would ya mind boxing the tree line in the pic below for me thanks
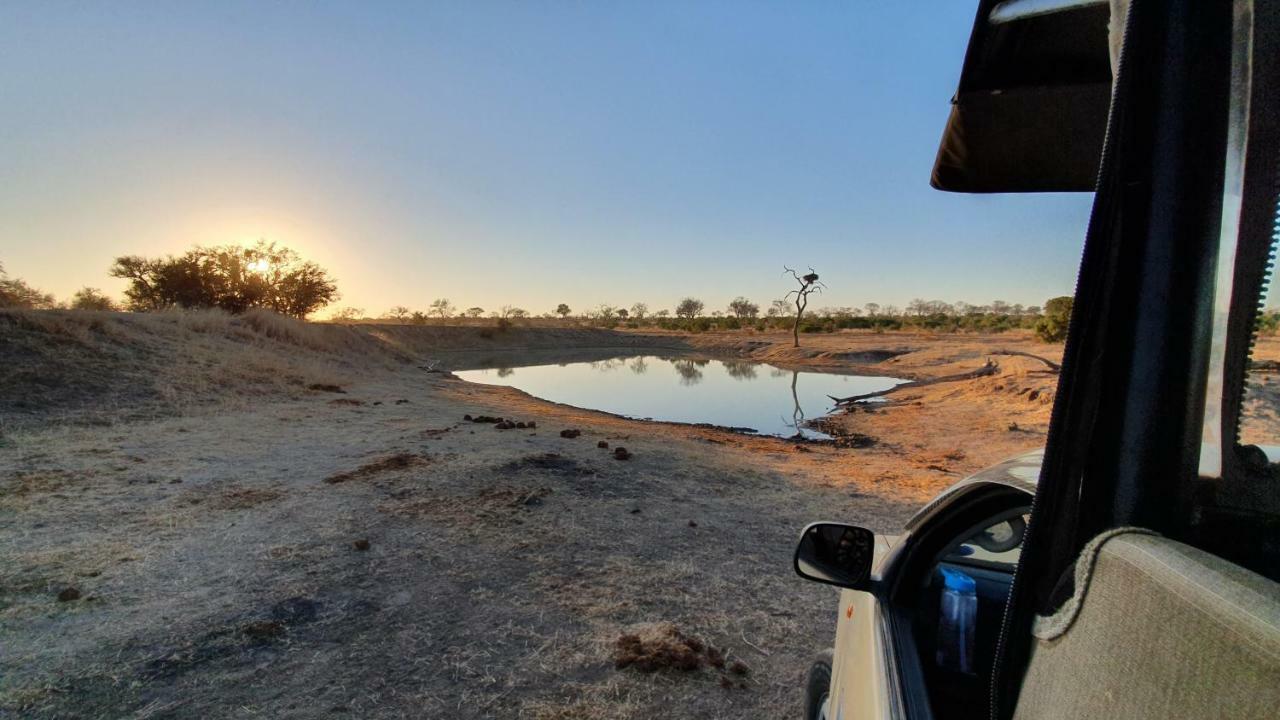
[3,246,1094,342]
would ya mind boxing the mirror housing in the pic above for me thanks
[793,522,875,591]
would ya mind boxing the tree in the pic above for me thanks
[498,305,526,319]
[654,309,671,319]
[864,302,881,318]
[109,241,337,317]
[385,306,411,321]
[616,308,629,320]
[595,304,617,320]
[728,296,759,319]
[769,299,794,318]
[330,307,364,323]
[675,297,704,319]
[1035,296,1074,342]
[465,307,485,318]
[429,298,454,319]
[783,266,825,347]
[555,303,571,318]
[629,302,648,320]
[70,287,117,311]
[0,263,57,308]
[410,310,429,324]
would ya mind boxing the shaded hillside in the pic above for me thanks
[0,310,683,433]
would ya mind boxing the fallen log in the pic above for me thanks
[990,349,1061,372]
[829,360,999,405]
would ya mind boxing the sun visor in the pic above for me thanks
[931,0,1113,193]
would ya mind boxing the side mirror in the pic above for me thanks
[794,522,875,590]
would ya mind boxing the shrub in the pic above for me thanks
[1035,296,1074,342]
[69,287,118,311]
[0,264,57,309]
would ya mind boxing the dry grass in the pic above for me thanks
[0,308,687,437]
[0,320,1089,719]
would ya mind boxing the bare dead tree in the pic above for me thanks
[783,266,825,348]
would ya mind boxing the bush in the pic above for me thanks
[1035,296,1074,342]
[0,264,57,309]
[69,287,118,311]
[1257,310,1280,336]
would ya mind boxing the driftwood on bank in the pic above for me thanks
[990,349,1061,372]
[829,360,999,405]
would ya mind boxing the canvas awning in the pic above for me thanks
[931,0,1113,193]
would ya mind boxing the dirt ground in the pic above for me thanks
[3,312,1277,719]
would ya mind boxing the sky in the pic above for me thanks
[0,1,1095,318]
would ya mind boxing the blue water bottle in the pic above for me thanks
[936,567,977,674]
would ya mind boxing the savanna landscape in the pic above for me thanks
[5,272,1279,719]
[5,4,1279,718]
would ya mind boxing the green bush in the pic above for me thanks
[1034,296,1074,342]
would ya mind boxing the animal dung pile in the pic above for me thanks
[615,623,723,673]
[613,623,751,687]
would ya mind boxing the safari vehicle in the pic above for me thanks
[794,1,1280,719]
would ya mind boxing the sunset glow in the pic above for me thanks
[0,3,1093,317]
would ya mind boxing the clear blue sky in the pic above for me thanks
[0,1,1094,317]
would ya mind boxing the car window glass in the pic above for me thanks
[943,513,1029,571]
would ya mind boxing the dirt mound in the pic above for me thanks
[0,308,681,432]
[324,453,429,484]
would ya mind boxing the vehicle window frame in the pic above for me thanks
[880,484,1031,719]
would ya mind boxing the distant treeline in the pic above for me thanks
[7,242,1280,345]
[347,297,1079,342]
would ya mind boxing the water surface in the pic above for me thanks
[455,355,903,439]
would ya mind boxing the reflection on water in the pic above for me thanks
[455,355,903,439]
[724,360,758,381]
[673,359,704,386]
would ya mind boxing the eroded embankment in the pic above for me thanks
[0,309,684,432]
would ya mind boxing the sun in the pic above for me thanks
[247,258,272,274]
